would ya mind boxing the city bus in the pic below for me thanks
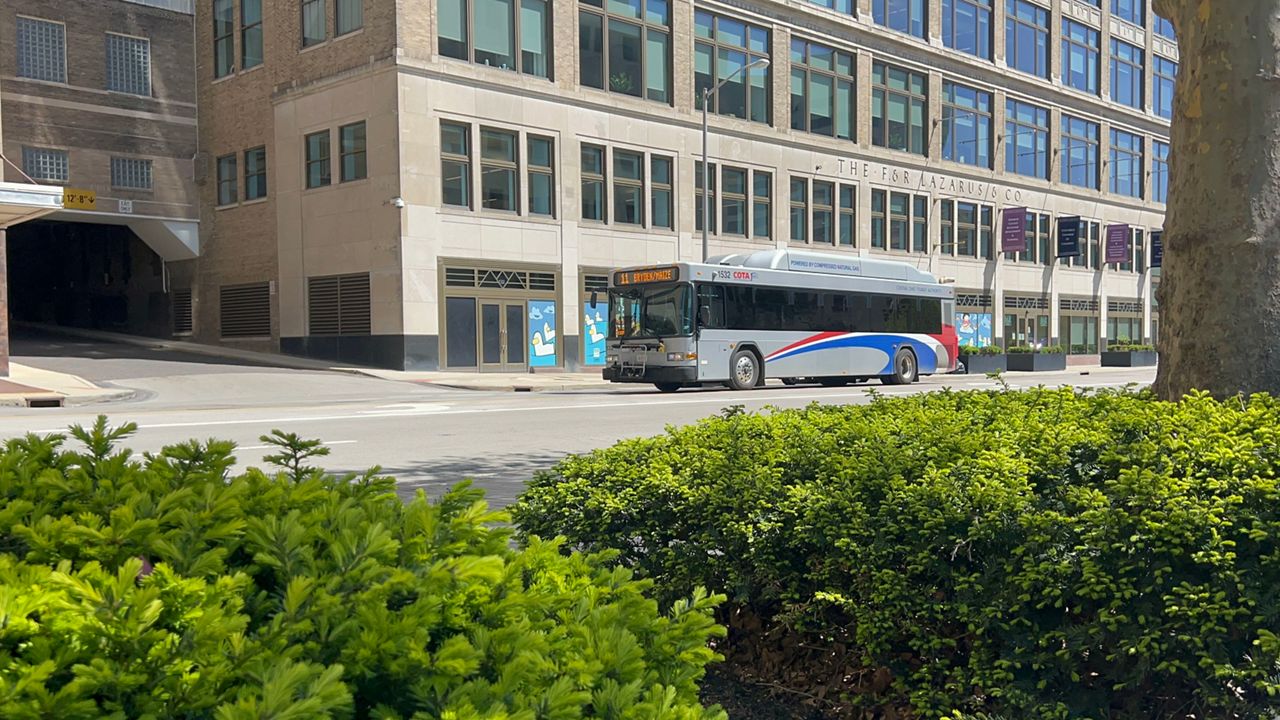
[600,249,958,392]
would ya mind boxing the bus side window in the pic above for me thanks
[696,284,726,329]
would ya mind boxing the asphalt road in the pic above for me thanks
[4,329,1157,507]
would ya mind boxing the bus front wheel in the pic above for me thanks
[729,350,760,390]
[654,382,682,393]
[882,348,918,386]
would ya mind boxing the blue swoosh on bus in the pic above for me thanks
[765,332,944,374]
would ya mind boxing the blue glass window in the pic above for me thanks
[942,82,991,168]
[872,62,928,154]
[1061,115,1099,189]
[1152,140,1169,203]
[805,0,854,13]
[1005,0,1048,78]
[1005,99,1048,179]
[1112,0,1143,26]
[790,39,856,140]
[873,0,927,39]
[695,12,771,124]
[1110,39,1144,109]
[1154,14,1175,39]
[1061,19,1099,95]
[1109,128,1143,198]
[942,0,991,59]
[1154,55,1176,119]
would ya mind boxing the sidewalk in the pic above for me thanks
[0,363,134,407]
[357,368,610,392]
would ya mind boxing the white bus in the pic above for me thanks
[600,249,959,392]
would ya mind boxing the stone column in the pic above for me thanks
[0,228,9,377]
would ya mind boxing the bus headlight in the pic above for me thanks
[667,352,697,362]
[606,355,619,365]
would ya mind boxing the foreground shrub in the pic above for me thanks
[0,420,726,719]
[513,389,1280,719]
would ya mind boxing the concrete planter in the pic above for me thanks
[960,353,1007,374]
[1006,353,1067,372]
[1101,350,1158,367]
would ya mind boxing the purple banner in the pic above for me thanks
[1001,207,1027,253]
[1105,224,1131,264]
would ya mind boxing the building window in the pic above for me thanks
[244,147,267,200]
[695,12,770,124]
[480,128,518,212]
[1113,228,1144,272]
[1110,39,1144,110]
[1112,0,1142,26]
[1005,99,1048,179]
[871,189,928,253]
[1154,14,1175,40]
[696,161,717,234]
[1005,211,1049,264]
[439,0,552,78]
[22,147,68,184]
[528,136,555,216]
[871,62,927,155]
[1005,0,1048,78]
[651,156,673,229]
[337,0,363,34]
[613,149,645,225]
[1066,219,1100,268]
[17,17,66,83]
[441,122,472,208]
[721,167,748,237]
[214,0,234,77]
[1109,129,1143,199]
[838,184,855,246]
[753,171,772,240]
[811,180,835,244]
[305,130,331,189]
[111,157,153,190]
[579,0,671,103]
[581,144,606,222]
[789,39,855,140]
[302,0,326,47]
[805,0,854,14]
[106,34,151,96]
[217,154,238,206]
[789,178,808,243]
[1061,115,1099,189]
[1061,19,1099,95]
[340,122,367,182]
[873,0,926,39]
[1152,140,1169,204]
[941,82,991,168]
[942,0,991,59]
[1154,56,1176,120]
[941,200,993,259]
[242,0,263,69]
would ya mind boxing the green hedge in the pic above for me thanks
[514,390,1280,718]
[0,420,726,719]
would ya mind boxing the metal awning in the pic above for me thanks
[0,181,63,228]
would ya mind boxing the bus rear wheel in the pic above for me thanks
[882,348,918,386]
[654,382,683,393]
[728,350,760,390]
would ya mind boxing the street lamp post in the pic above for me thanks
[702,57,770,263]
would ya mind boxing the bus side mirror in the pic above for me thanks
[590,290,599,308]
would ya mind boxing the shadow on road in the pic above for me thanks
[342,449,578,508]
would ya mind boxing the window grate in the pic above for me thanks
[445,268,477,287]
[22,147,68,183]
[219,282,271,338]
[111,157,153,190]
[1108,299,1143,314]
[1004,295,1049,310]
[446,266,557,292]
[583,274,609,293]
[17,17,65,83]
[529,272,556,291]
[1060,297,1100,312]
[479,270,526,290]
[308,273,371,336]
[172,289,193,334]
[106,33,151,96]
[957,294,993,307]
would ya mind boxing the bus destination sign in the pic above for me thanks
[615,266,678,286]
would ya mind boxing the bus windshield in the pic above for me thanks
[610,283,693,339]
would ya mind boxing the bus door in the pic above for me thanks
[695,284,730,381]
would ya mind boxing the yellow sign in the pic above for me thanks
[62,188,97,211]
[615,266,678,286]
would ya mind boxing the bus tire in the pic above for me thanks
[882,348,918,386]
[654,382,682,393]
[729,349,760,391]
[781,378,799,386]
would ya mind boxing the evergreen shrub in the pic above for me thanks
[0,420,726,719]
[514,389,1280,718]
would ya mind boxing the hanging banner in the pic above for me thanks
[1150,230,1163,268]
[1056,216,1082,257]
[582,298,609,367]
[1001,207,1027,253]
[527,300,557,367]
[1105,224,1131,264]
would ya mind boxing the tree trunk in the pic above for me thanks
[1151,0,1280,400]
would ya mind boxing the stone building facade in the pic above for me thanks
[190,0,1173,370]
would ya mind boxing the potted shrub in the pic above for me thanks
[1101,343,1158,367]
[959,344,1007,374]
[1006,344,1067,372]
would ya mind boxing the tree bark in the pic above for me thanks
[1151,0,1280,400]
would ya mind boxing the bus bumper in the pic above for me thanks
[603,365,699,384]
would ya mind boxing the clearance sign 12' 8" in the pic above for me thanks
[62,188,97,211]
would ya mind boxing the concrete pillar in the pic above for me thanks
[0,228,8,377]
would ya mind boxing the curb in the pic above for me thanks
[416,381,605,392]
